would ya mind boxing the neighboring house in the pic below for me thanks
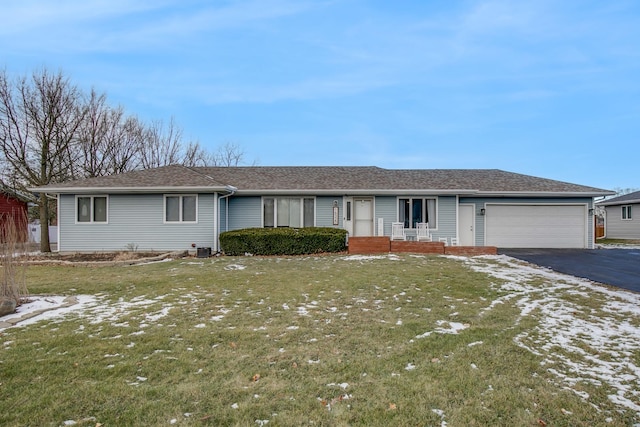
[0,187,30,243]
[596,190,640,239]
[32,165,613,253]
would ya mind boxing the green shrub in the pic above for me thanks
[219,227,347,256]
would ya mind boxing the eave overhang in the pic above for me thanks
[31,186,229,195]
[597,198,640,206]
[32,187,614,198]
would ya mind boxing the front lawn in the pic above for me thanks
[596,238,640,245]
[1,254,638,426]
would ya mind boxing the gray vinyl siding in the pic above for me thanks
[227,197,262,230]
[374,196,396,236]
[316,196,342,228]
[58,193,216,252]
[219,198,228,232]
[433,196,456,241]
[604,203,640,239]
[459,197,594,247]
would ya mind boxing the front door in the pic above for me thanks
[458,204,475,246]
[354,198,374,236]
[344,197,374,236]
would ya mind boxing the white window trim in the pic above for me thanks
[262,196,316,228]
[163,194,199,224]
[622,205,632,220]
[396,197,438,230]
[75,195,109,224]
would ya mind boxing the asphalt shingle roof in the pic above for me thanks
[35,165,227,191]
[597,190,640,206]
[34,165,613,196]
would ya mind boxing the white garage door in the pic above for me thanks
[485,204,587,248]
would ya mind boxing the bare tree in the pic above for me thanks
[213,141,250,166]
[138,117,184,169]
[136,119,247,168]
[1,68,255,254]
[182,140,216,167]
[613,187,639,196]
[0,68,86,252]
[78,89,145,177]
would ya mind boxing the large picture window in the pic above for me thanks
[165,195,197,223]
[398,198,436,229]
[622,205,632,220]
[263,197,315,227]
[76,196,108,223]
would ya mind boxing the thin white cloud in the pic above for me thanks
[1,0,326,53]
[0,0,164,34]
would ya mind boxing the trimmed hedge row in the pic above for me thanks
[219,227,348,256]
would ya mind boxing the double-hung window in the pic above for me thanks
[165,195,197,223]
[398,197,437,229]
[263,197,314,227]
[77,196,108,223]
[622,205,632,220]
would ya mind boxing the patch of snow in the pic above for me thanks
[341,254,398,261]
[432,409,447,426]
[415,320,469,339]
[135,258,173,266]
[145,306,172,322]
[464,254,640,417]
[1,295,97,329]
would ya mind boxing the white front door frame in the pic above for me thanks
[343,197,354,236]
[458,204,475,246]
[346,197,374,236]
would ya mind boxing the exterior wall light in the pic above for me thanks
[480,208,486,216]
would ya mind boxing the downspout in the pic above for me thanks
[217,185,237,253]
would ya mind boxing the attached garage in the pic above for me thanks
[485,204,588,248]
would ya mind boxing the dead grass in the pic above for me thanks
[0,214,28,308]
[0,254,637,426]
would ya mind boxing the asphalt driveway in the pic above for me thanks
[498,248,640,293]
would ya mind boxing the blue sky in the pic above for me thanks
[2,0,638,191]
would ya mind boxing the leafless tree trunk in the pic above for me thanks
[0,68,86,252]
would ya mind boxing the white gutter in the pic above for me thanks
[224,189,614,197]
[30,186,228,194]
